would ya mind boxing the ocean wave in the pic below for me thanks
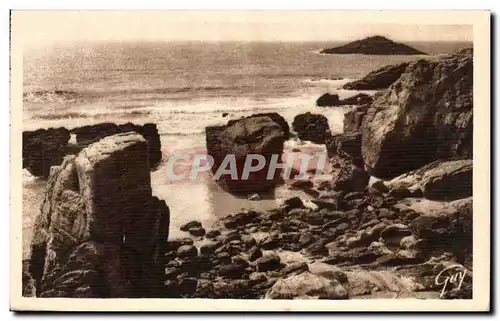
[23,90,84,103]
[33,109,151,120]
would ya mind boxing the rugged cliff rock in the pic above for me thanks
[23,122,162,178]
[27,132,170,298]
[227,112,291,140]
[342,62,410,90]
[362,49,473,179]
[292,113,330,144]
[321,36,427,55]
[378,159,473,201]
[206,115,285,195]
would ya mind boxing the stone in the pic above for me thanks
[217,263,246,279]
[343,62,410,90]
[265,272,348,299]
[256,253,282,272]
[248,247,263,262]
[292,112,330,144]
[28,133,169,298]
[248,193,260,201]
[380,224,412,247]
[206,115,285,194]
[180,221,202,232]
[326,133,363,168]
[331,159,370,194]
[316,93,340,106]
[281,261,309,276]
[283,197,305,210]
[188,227,206,237]
[205,230,221,239]
[177,245,198,258]
[361,50,473,179]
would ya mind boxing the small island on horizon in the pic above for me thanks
[320,35,428,55]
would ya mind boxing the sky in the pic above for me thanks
[13,11,474,46]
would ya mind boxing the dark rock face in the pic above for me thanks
[316,93,340,106]
[206,115,285,195]
[326,132,363,168]
[23,122,162,178]
[343,62,410,90]
[292,112,330,144]
[22,127,71,178]
[317,93,373,107]
[331,159,370,194]
[386,159,473,201]
[27,133,170,298]
[321,36,427,55]
[362,50,473,179]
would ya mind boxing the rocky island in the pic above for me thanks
[320,36,427,55]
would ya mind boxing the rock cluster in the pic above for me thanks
[162,189,472,299]
[23,122,162,178]
[25,133,170,298]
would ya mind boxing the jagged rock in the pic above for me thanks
[265,272,348,299]
[28,132,170,298]
[321,36,426,56]
[206,115,285,194]
[326,132,363,168]
[331,159,370,194]
[256,253,281,272]
[292,112,330,144]
[362,50,473,179]
[343,62,410,90]
[385,159,472,201]
[343,105,369,133]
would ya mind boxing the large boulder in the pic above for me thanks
[23,122,163,178]
[331,158,370,194]
[227,112,290,140]
[410,197,472,267]
[22,127,72,178]
[343,62,409,90]
[385,159,472,201]
[206,116,285,194]
[326,132,363,168]
[361,49,473,179]
[316,93,340,107]
[28,132,170,298]
[292,112,330,144]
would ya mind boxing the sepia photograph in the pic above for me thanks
[10,10,490,311]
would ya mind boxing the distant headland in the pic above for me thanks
[320,35,427,55]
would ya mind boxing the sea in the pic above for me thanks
[22,41,471,257]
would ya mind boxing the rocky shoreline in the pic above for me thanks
[22,47,473,299]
